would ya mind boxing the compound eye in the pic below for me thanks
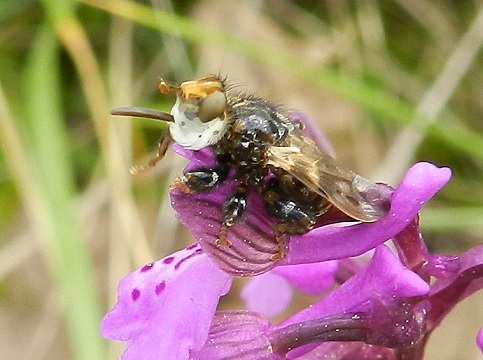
[198,91,227,123]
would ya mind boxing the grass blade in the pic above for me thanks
[22,24,106,360]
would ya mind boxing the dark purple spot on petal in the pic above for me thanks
[174,260,184,271]
[131,288,141,301]
[195,248,203,255]
[163,256,175,265]
[186,243,198,250]
[175,251,201,270]
[155,282,166,295]
[141,262,154,272]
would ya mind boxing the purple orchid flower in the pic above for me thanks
[188,244,483,360]
[101,113,483,359]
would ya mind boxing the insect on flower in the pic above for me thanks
[112,75,390,261]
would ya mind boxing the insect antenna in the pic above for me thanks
[111,107,174,174]
[111,107,174,123]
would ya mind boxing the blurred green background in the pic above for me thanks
[1,0,483,359]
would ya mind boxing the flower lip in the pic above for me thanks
[171,180,283,276]
[172,158,451,276]
[101,245,232,360]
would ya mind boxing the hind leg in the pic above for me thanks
[217,185,248,247]
[262,179,316,260]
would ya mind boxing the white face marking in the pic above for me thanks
[168,98,227,150]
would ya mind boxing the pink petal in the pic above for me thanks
[477,328,483,353]
[284,162,451,264]
[279,245,430,327]
[240,273,293,318]
[271,261,338,296]
[191,311,274,360]
[171,181,282,276]
[101,244,232,360]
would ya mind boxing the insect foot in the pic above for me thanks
[216,223,233,248]
[170,178,192,194]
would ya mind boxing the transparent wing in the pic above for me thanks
[267,130,390,222]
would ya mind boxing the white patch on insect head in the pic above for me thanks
[168,98,227,150]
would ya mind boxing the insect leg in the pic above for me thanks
[269,200,316,260]
[175,166,229,194]
[262,179,316,260]
[272,225,289,261]
[217,186,248,247]
[130,132,173,175]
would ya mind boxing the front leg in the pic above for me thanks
[174,166,229,194]
[174,169,248,249]
[130,132,172,175]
